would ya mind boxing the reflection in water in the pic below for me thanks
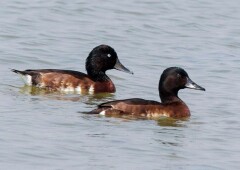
[18,85,115,104]
[157,117,189,127]
[82,110,190,127]
[154,119,188,147]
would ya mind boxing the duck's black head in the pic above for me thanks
[86,45,133,81]
[159,67,205,102]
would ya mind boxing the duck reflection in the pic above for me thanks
[157,117,189,127]
[18,85,115,104]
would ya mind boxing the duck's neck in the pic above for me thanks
[88,70,111,82]
[159,90,182,103]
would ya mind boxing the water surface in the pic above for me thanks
[0,0,240,169]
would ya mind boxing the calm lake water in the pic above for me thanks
[0,0,240,169]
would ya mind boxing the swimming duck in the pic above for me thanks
[12,45,133,94]
[88,67,205,118]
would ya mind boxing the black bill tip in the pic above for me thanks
[185,77,205,91]
[114,59,133,74]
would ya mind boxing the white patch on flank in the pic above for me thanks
[20,75,32,85]
[58,85,83,94]
[75,86,82,94]
[88,85,94,94]
[99,110,106,116]
[60,87,75,92]
[146,111,169,119]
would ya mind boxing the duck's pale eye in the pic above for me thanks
[107,54,111,57]
[177,74,181,78]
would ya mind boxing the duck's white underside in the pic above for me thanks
[99,110,106,115]
[20,74,32,86]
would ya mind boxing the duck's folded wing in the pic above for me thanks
[88,98,160,115]
[12,69,89,86]
[99,98,160,107]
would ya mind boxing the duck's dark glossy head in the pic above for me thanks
[159,67,205,102]
[86,45,133,81]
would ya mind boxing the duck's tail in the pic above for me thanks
[11,69,33,85]
[87,108,106,114]
[11,69,27,75]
